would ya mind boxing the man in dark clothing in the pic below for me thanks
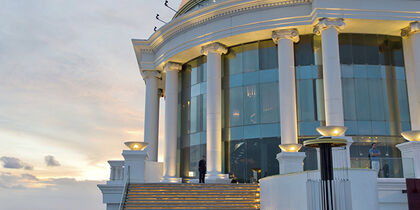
[198,156,206,183]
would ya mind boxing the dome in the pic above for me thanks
[179,0,189,9]
[175,0,217,18]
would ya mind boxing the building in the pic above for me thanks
[99,0,420,209]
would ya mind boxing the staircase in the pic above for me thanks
[121,183,260,210]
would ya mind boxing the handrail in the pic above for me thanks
[119,165,130,210]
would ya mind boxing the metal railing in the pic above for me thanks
[307,179,353,210]
[350,157,415,178]
[119,166,130,210]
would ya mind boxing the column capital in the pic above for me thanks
[163,62,182,72]
[272,29,300,44]
[313,18,345,35]
[141,69,161,80]
[201,42,228,55]
[401,22,420,38]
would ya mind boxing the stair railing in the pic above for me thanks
[119,165,130,210]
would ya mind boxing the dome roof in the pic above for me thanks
[179,0,189,9]
[175,0,209,18]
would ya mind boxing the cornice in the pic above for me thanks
[136,0,312,50]
[132,1,420,71]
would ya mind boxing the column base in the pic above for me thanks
[205,173,230,183]
[161,176,182,183]
[276,152,306,175]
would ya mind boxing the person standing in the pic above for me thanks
[198,156,206,183]
[369,143,381,176]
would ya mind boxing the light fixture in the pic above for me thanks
[188,171,195,177]
[316,126,347,136]
[401,130,420,141]
[278,144,303,152]
[124,141,149,151]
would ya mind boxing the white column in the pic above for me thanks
[398,22,420,179]
[314,18,353,169]
[201,43,229,182]
[272,29,306,175]
[314,18,345,127]
[141,70,161,161]
[402,22,420,130]
[161,62,182,183]
[273,29,300,146]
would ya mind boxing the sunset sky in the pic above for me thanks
[0,0,181,209]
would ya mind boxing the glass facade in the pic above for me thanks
[178,34,411,181]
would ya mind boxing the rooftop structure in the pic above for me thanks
[99,0,420,209]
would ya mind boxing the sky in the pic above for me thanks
[0,0,181,209]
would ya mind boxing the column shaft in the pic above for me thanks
[143,73,160,161]
[163,64,181,179]
[202,43,228,180]
[206,51,223,176]
[277,38,298,145]
[320,26,344,126]
[402,23,420,130]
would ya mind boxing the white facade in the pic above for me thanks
[132,0,420,183]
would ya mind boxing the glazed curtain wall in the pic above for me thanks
[178,34,411,181]
[179,56,207,179]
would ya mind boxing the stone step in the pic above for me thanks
[122,183,260,210]
[125,199,257,203]
[127,195,257,198]
[124,203,259,207]
[124,206,259,210]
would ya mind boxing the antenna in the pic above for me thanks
[156,14,167,24]
[164,0,177,13]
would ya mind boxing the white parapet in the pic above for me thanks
[107,160,124,185]
[122,150,147,183]
[396,141,420,178]
[260,169,379,210]
[276,152,306,175]
[97,184,124,210]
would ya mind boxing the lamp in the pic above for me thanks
[124,141,149,151]
[278,144,303,152]
[401,130,420,141]
[316,126,347,136]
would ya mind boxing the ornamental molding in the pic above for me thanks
[401,21,420,38]
[201,42,228,55]
[163,62,183,72]
[138,0,312,50]
[272,28,300,44]
[313,18,345,35]
[141,70,161,80]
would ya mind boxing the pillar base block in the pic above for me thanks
[205,173,230,183]
[396,141,420,178]
[276,152,306,175]
[160,176,182,183]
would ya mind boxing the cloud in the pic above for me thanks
[0,172,104,210]
[0,156,33,170]
[44,155,61,167]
